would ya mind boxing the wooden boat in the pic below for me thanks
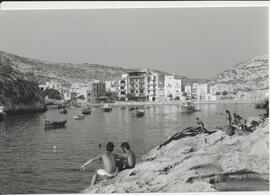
[60,108,67,114]
[45,119,67,129]
[73,114,85,120]
[179,101,196,113]
[129,107,139,111]
[81,108,91,115]
[0,106,6,121]
[101,104,112,112]
[133,109,145,117]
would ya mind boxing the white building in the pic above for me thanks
[105,80,118,92]
[118,74,128,101]
[184,85,192,97]
[164,75,182,100]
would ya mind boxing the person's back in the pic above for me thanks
[126,150,136,168]
[102,151,117,174]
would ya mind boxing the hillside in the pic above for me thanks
[0,51,207,86]
[0,56,47,114]
[213,55,268,91]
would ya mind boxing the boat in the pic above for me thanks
[73,114,85,120]
[179,101,196,113]
[133,109,145,117]
[60,108,67,114]
[81,107,91,115]
[45,119,67,129]
[129,106,139,111]
[0,106,7,121]
[120,106,126,109]
[101,104,112,112]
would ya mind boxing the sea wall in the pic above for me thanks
[83,121,269,193]
[0,59,47,114]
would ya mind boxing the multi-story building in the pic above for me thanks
[118,74,128,101]
[164,75,182,100]
[87,81,106,103]
[127,71,147,101]
[184,84,192,97]
[105,80,118,93]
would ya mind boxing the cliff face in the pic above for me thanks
[0,57,47,114]
[213,55,268,91]
[83,121,269,193]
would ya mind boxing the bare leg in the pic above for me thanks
[91,172,98,186]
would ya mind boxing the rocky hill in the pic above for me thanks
[213,55,268,91]
[0,56,47,114]
[0,51,207,86]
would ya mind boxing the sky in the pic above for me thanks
[0,7,268,79]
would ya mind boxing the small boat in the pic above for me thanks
[133,109,145,117]
[73,114,85,120]
[179,101,196,113]
[81,108,91,115]
[101,104,112,112]
[129,107,138,111]
[60,108,67,114]
[0,106,7,121]
[45,119,67,129]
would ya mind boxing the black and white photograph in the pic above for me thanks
[0,2,269,194]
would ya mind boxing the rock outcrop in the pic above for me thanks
[214,54,268,91]
[0,56,47,114]
[83,121,269,193]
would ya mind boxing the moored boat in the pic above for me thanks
[45,119,67,129]
[133,109,145,117]
[82,108,91,115]
[60,108,68,114]
[101,104,112,112]
[179,101,196,113]
[73,114,85,120]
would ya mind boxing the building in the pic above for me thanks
[105,80,118,92]
[164,75,182,100]
[87,81,106,103]
[118,74,128,101]
[126,71,147,101]
[184,85,192,98]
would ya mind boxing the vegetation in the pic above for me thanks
[255,98,269,109]
[41,88,61,100]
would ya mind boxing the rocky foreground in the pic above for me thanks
[83,121,269,193]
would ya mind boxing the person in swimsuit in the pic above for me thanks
[116,142,136,172]
[225,110,232,125]
[80,142,118,185]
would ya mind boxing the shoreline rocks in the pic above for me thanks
[82,121,269,193]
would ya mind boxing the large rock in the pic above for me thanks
[83,121,269,193]
[0,57,47,114]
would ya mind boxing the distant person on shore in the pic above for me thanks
[232,113,238,125]
[225,110,232,125]
[116,142,136,172]
[196,118,207,143]
[80,142,118,186]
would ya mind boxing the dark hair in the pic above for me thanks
[120,142,130,150]
[196,118,199,120]
[106,142,114,152]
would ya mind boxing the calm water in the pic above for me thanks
[0,103,261,193]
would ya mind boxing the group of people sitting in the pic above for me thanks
[80,142,136,186]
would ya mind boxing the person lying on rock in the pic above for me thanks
[80,142,118,186]
[115,142,136,172]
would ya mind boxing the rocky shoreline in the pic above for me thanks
[82,120,269,193]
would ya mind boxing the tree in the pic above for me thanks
[41,88,61,100]
[182,92,187,97]
[215,92,221,95]
[222,91,228,96]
